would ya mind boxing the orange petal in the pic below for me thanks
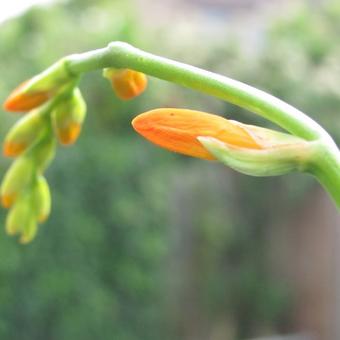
[1,193,16,208]
[112,69,147,100]
[3,141,27,157]
[132,108,262,160]
[56,122,81,145]
[3,80,49,112]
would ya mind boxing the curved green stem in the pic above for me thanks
[66,42,328,141]
[62,41,340,208]
[311,143,340,208]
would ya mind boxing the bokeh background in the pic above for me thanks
[0,0,339,339]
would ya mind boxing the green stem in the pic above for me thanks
[64,41,340,208]
[66,42,328,141]
[312,143,340,209]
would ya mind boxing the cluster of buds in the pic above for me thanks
[1,62,147,243]
[132,108,314,177]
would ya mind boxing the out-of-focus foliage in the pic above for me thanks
[0,1,338,339]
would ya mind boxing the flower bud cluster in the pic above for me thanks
[2,63,86,243]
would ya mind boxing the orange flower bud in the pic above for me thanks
[52,88,86,145]
[132,108,262,160]
[3,80,50,112]
[103,68,147,100]
[4,59,77,112]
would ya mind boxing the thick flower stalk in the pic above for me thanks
[2,41,340,242]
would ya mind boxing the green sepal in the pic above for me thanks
[32,175,51,223]
[22,58,78,96]
[198,136,315,177]
[0,156,34,205]
[29,134,56,173]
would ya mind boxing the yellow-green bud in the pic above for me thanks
[33,176,51,223]
[20,218,38,244]
[0,156,34,208]
[5,191,35,239]
[3,107,48,157]
[52,87,86,145]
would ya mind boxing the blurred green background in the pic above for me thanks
[0,0,339,339]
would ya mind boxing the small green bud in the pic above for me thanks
[33,176,51,223]
[3,107,48,157]
[20,218,38,244]
[5,191,35,238]
[52,87,86,145]
[0,156,34,208]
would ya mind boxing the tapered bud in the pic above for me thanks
[5,191,36,243]
[19,218,38,244]
[52,88,86,145]
[6,190,34,235]
[3,80,50,112]
[103,68,147,100]
[3,108,48,157]
[3,58,76,112]
[132,108,262,160]
[0,157,34,208]
[198,133,313,177]
[33,176,51,223]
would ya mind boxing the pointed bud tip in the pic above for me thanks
[1,194,15,209]
[3,80,49,112]
[57,123,81,145]
[3,141,26,157]
[38,215,48,223]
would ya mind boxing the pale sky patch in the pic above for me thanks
[0,0,56,24]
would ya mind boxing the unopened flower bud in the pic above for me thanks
[19,218,38,244]
[132,108,261,160]
[0,157,34,208]
[52,88,86,145]
[33,176,51,223]
[3,108,48,157]
[103,68,147,100]
[3,58,76,112]
[5,189,37,244]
